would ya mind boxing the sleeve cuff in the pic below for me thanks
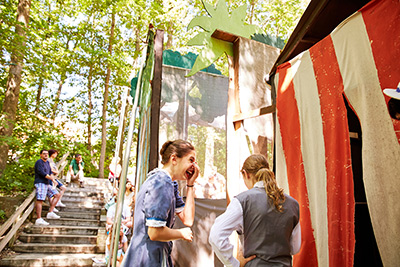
[146,218,167,227]
[175,206,184,214]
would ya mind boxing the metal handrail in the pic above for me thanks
[0,190,36,252]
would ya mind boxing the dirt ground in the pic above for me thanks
[0,195,26,225]
[0,195,26,259]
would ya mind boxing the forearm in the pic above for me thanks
[45,174,54,181]
[148,226,184,242]
[52,168,59,175]
[181,186,195,226]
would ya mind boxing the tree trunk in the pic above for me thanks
[87,64,93,156]
[51,75,65,120]
[249,0,257,24]
[166,23,173,50]
[0,0,31,175]
[34,77,43,116]
[99,11,115,178]
[118,94,130,161]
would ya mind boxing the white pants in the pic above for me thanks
[66,170,84,183]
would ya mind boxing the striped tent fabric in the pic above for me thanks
[274,0,400,266]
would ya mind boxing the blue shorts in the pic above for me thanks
[55,179,64,188]
[35,183,58,201]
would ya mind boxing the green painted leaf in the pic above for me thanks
[202,1,216,17]
[186,46,224,77]
[187,16,212,32]
[230,4,247,24]
[187,32,212,46]
[186,37,232,77]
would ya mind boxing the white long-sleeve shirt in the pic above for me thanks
[209,181,301,267]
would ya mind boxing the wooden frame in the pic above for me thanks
[149,29,164,171]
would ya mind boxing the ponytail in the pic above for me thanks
[242,154,285,212]
[255,168,285,212]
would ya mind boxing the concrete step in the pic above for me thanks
[66,183,108,191]
[0,253,104,267]
[13,243,98,254]
[24,225,100,236]
[34,211,100,220]
[19,233,97,244]
[42,205,101,214]
[40,217,104,227]
[63,191,105,198]
[60,195,105,203]
[57,198,105,207]
[63,183,106,190]
[41,211,101,220]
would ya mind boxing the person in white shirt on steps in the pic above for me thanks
[48,149,67,208]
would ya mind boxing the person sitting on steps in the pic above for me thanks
[66,153,85,188]
[48,149,67,208]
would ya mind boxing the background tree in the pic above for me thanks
[0,0,31,175]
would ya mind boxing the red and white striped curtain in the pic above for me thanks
[274,0,400,266]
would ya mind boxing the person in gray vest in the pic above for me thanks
[209,154,301,267]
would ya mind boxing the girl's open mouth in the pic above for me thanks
[185,168,194,179]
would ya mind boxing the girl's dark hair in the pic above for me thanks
[242,154,285,212]
[126,179,134,192]
[160,139,195,164]
[48,149,58,157]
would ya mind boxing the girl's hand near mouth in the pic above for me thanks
[186,162,200,186]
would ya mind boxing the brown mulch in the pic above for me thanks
[0,247,17,259]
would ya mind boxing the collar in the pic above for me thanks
[253,181,265,188]
[148,168,172,179]
[159,168,171,178]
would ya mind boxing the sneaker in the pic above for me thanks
[79,181,84,188]
[53,207,59,212]
[56,201,66,207]
[35,218,49,226]
[46,211,61,219]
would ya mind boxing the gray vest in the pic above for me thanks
[235,188,299,267]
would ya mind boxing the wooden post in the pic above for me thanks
[148,29,164,171]
[226,38,242,205]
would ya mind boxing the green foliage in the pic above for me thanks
[0,109,72,195]
[0,209,5,220]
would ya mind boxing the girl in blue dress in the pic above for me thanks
[123,139,200,267]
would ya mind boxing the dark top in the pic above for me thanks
[34,159,52,185]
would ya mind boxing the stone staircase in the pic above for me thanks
[0,178,109,267]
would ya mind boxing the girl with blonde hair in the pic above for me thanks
[209,154,301,267]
